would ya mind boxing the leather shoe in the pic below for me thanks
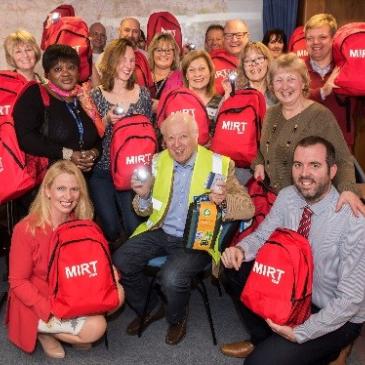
[38,334,65,359]
[165,316,187,345]
[220,340,255,358]
[127,305,165,335]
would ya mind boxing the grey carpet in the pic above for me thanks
[0,278,247,365]
[0,275,362,365]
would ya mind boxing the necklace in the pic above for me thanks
[152,70,171,98]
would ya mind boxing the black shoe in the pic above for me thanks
[126,305,165,336]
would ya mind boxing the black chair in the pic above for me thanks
[137,221,240,345]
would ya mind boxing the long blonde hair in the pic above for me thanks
[28,161,93,233]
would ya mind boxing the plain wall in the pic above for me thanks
[0,0,263,71]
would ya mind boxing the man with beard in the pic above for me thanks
[219,136,365,365]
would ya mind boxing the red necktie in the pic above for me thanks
[297,206,313,239]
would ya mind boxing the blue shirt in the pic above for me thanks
[139,153,196,237]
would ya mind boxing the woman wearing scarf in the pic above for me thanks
[13,44,103,173]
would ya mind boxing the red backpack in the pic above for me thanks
[0,71,28,125]
[41,16,92,82]
[110,114,158,190]
[134,50,153,87]
[241,228,313,326]
[333,22,365,96]
[211,89,266,168]
[210,49,238,96]
[0,79,49,205]
[157,87,210,145]
[288,26,309,61]
[230,177,277,246]
[41,3,75,50]
[48,219,120,319]
[147,11,182,53]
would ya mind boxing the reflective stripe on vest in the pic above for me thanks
[131,146,230,237]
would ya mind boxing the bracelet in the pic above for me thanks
[62,147,73,161]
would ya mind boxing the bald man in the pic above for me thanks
[89,22,107,66]
[113,112,254,345]
[119,17,141,45]
[223,19,249,57]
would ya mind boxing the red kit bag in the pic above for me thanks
[0,81,49,204]
[241,228,313,326]
[288,26,309,61]
[134,50,153,87]
[211,89,266,168]
[229,177,277,246]
[110,114,157,190]
[48,220,119,319]
[210,49,238,96]
[0,71,28,125]
[41,16,92,82]
[41,4,75,49]
[157,87,210,145]
[147,11,182,53]
[333,22,365,96]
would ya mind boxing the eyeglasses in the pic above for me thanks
[155,48,174,55]
[224,32,248,40]
[243,56,266,66]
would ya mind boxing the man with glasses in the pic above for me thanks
[223,19,249,57]
[304,13,357,150]
[211,19,250,95]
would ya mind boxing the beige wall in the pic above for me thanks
[0,0,263,71]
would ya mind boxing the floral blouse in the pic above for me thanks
[91,86,152,171]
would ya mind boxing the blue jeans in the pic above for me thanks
[113,229,211,324]
[88,168,143,241]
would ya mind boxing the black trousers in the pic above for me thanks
[222,262,363,365]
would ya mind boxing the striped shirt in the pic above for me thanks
[239,185,365,343]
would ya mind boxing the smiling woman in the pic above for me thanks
[13,45,102,174]
[89,38,152,246]
[252,53,362,214]
[6,160,123,358]
[181,50,222,138]
[147,33,183,113]
[3,29,42,81]
[230,41,276,107]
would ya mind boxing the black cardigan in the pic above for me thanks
[13,83,101,161]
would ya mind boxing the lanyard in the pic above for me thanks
[65,98,84,150]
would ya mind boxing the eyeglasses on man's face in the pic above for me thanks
[224,32,248,40]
